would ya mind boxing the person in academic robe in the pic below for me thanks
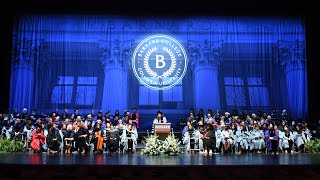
[201,124,216,154]
[74,109,82,119]
[28,109,38,123]
[92,123,104,153]
[250,124,265,153]
[183,124,203,152]
[196,108,205,122]
[130,108,140,128]
[279,125,294,153]
[46,123,62,153]
[279,120,286,132]
[96,111,104,121]
[222,125,233,153]
[301,121,312,141]
[236,125,249,154]
[74,122,89,154]
[292,125,307,152]
[224,112,232,125]
[30,124,46,153]
[152,111,167,134]
[214,110,221,122]
[23,118,35,146]
[63,124,75,154]
[123,124,137,152]
[153,111,167,124]
[182,121,193,134]
[197,120,205,134]
[112,115,120,127]
[12,118,24,141]
[1,120,12,139]
[114,110,122,120]
[20,108,28,120]
[106,125,119,153]
[265,123,279,154]
[117,124,126,152]
[215,125,223,152]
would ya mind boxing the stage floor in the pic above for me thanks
[1,152,320,166]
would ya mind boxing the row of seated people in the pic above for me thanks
[182,121,311,154]
[1,118,138,154]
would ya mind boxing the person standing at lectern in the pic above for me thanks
[153,111,167,124]
[152,111,167,134]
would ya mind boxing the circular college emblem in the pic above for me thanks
[132,35,188,90]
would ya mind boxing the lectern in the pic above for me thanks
[153,123,171,140]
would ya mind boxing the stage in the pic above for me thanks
[0,152,320,179]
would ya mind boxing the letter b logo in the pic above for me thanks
[155,55,165,68]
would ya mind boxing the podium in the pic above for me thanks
[154,123,171,140]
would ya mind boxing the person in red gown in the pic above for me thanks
[30,124,46,153]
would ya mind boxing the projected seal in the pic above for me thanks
[132,35,188,90]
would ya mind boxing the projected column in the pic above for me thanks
[10,39,45,112]
[100,39,133,113]
[189,40,222,112]
[279,40,307,119]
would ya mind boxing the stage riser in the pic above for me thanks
[0,165,319,179]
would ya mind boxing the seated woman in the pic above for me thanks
[106,125,119,153]
[265,123,279,154]
[250,124,265,154]
[236,125,249,154]
[30,124,46,153]
[75,122,89,154]
[182,124,203,152]
[279,125,294,153]
[63,124,75,154]
[92,123,104,153]
[122,124,137,153]
[46,123,62,153]
[182,121,193,134]
[222,125,233,153]
[201,124,216,154]
[152,111,167,134]
[293,124,307,153]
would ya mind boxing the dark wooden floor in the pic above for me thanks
[0,153,320,179]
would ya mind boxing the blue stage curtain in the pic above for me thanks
[9,15,307,127]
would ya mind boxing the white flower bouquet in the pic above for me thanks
[141,133,181,156]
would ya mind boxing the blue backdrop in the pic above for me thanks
[9,15,307,131]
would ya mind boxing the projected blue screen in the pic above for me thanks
[10,15,307,130]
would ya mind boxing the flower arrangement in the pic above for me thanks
[141,131,181,156]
